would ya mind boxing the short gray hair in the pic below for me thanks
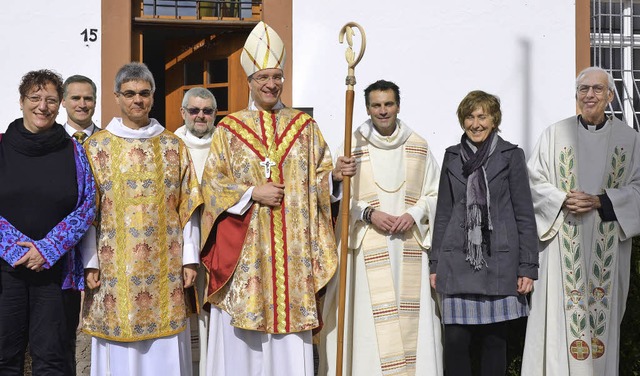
[182,87,217,108]
[576,66,615,91]
[114,62,155,93]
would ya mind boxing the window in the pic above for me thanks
[591,0,640,129]
[182,58,230,125]
[142,1,256,19]
[143,1,197,17]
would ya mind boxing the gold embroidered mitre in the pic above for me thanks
[241,21,286,77]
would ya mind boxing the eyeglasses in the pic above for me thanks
[251,74,284,85]
[577,84,608,95]
[183,107,216,116]
[25,95,59,106]
[118,90,153,99]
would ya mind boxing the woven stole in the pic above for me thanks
[555,124,625,374]
[353,133,427,375]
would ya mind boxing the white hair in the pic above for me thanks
[576,66,615,91]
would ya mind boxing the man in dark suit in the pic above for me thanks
[62,75,100,143]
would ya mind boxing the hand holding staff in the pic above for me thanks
[336,22,366,376]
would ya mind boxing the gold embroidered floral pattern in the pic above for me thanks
[82,130,202,342]
[200,108,337,334]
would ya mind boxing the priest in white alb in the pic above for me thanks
[319,80,443,376]
[174,86,218,375]
[522,66,640,376]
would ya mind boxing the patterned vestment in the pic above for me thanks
[82,127,202,342]
[200,107,337,334]
[522,116,640,376]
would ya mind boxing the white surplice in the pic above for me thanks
[174,125,213,182]
[175,124,214,376]
[318,120,443,376]
[522,116,640,376]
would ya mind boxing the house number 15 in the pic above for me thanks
[81,28,98,42]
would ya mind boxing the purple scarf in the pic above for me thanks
[0,139,96,290]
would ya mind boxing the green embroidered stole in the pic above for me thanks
[555,123,628,373]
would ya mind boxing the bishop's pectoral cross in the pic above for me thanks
[260,157,276,179]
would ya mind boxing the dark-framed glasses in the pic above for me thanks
[183,107,216,116]
[577,84,607,95]
[252,74,284,84]
[118,90,153,99]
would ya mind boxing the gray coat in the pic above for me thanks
[429,136,538,296]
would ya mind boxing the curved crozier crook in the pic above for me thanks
[338,22,366,70]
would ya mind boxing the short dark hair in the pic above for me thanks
[63,75,97,99]
[19,69,64,101]
[456,90,502,130]
[364,80,400,106]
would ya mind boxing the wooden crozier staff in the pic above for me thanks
[336,22,366,376]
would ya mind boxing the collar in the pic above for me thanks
[356,119,412,150]
[248,99,285,111]
[64,122,97,137]
[577,114,609,130]
[175,125,213,149]
[105,117,165,139]
[446,135,516,185]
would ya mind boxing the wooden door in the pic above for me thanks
[164,32,249,131]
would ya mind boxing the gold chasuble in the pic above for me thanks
[200,108,338,334]
[82,130,202,342]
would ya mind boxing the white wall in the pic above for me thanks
[292,0,577,163]
[0,0,102,132]
[0,0,576,161]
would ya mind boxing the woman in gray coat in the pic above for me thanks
[429,90,538,376]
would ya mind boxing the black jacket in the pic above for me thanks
[429,136,538,296]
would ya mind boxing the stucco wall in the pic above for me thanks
[292,0,577,162]
[0,0,576,164]
[0,1,102,131]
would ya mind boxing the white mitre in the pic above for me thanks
[241,21,286,77]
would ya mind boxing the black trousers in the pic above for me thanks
[444,322,508,376]
[0,259,79,376]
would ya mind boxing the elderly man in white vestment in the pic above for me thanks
[174,87,217,375]
[81,62,203,376]
[522,66,640,376]
[319,79,443,376]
